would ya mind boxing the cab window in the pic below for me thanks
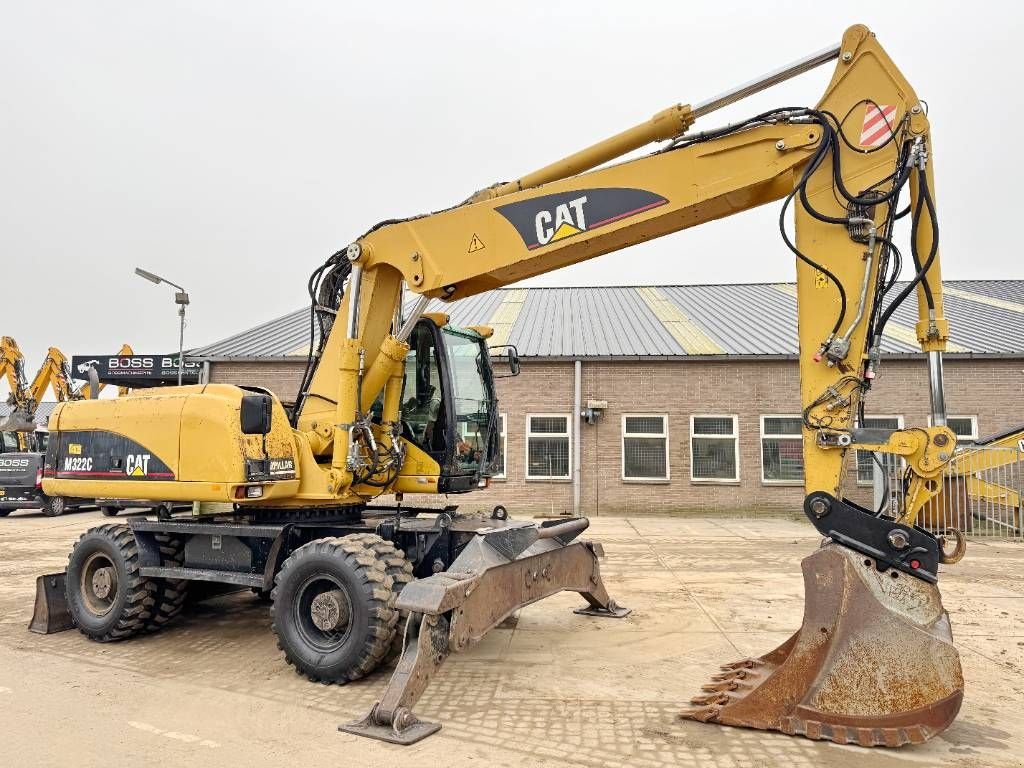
[0,431,19,453]
[400,323,446,456]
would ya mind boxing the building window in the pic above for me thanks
[691,415,739,482]
[622,415,669,481]
[493,413,507,478]
[856,415,904,484]
[761,415,804,483]
[929,415,978,444]
[526,414,570,480]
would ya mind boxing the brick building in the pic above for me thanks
[193,281,1024,516]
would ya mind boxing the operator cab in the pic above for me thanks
[397,319,507,493]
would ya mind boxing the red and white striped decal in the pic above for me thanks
[859,104,897,148]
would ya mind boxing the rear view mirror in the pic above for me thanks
[489,345,521,378]
[240,394,273,435]
[507,348,520,376]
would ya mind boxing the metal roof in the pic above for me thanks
[190,280,1024,360]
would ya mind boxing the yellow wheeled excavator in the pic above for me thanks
[34,23,964,747]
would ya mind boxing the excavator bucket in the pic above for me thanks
[681,543,963,747]
[0,408,37,433]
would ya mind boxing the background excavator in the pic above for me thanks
[0,336,43,450]
[0,343,133,516]
[33,23,964,748]
[922,425,1024,536]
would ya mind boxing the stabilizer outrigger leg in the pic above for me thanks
[340,517,629,745]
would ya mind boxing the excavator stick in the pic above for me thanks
[681,543,963,747]
[341,517,629,744]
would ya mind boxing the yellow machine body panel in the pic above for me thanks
[42,384,300,503]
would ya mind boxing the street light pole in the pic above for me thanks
[176,293,187,385]
[134,267,190,386]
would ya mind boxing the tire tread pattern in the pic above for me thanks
[67,523,154,642]
[144,532,189,633]
[270,532,412,683]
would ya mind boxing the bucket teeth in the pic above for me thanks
[710,668,748,682]
[679,544,964,748]
[719,658,758,672]
[679,705,722,723]
[689,691,731,707]
[700,681,735,694]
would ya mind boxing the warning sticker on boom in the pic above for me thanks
[859,104,898,148]
[468,233,486,253]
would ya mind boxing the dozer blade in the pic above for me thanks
[341,517,629,745]
[681,543,963,747]
[29,572,75,634]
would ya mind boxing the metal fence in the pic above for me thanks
[867,444,1024,541]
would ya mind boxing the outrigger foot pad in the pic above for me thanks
[29,572,74,634]
[339,703,441,745]
[574,599,631,618]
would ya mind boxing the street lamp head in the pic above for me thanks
[134,267,163,285]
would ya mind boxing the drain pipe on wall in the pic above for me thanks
[573,359,582,517]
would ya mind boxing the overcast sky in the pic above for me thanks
[1,1,1019,387]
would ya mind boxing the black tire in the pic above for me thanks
[43,495,66,517]
[100,506,119,517]
[65,524,155,641]
[271,535,397,683]
[144,533,189,633]
[0,510,11,518]
[346,533,414,659]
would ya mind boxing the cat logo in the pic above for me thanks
[125,454,152,477]
[495,187,668,250]
[535,196,588,247]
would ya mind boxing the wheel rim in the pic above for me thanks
[80,552,119,616]
[293,574,354,652]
